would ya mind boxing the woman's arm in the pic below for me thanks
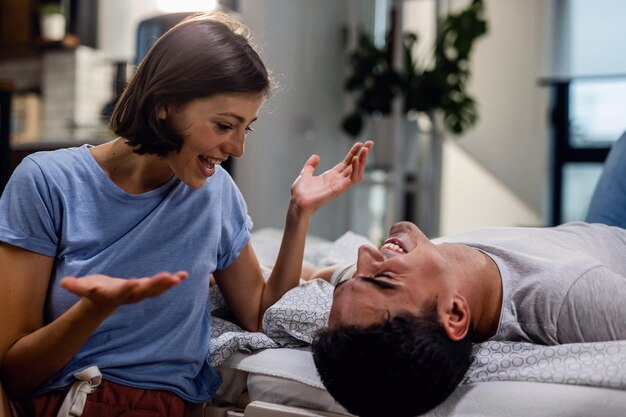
[0,243,187,397]
[215,141,372,331]
[301,264,341,282]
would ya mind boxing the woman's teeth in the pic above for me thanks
[200,156,221,165]
[381,242,405,254]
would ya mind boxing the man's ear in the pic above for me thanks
[440,292,471,341]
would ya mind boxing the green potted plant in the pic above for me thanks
[40,2,66,42]
[341,0,488,137]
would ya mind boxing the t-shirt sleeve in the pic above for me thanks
[216,172,253,270]
[330,263,356,286]
[0,157,58,256]
[556,265,626,343]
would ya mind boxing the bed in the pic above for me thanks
[202,228,626,417]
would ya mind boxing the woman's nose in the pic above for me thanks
[226,133,246,158]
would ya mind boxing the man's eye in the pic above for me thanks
[363,276,396,289]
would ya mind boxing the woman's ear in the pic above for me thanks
[440,292,471,341]
[157,107,167,120]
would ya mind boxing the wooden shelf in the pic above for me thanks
[0,34,80,61]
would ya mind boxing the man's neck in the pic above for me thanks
[445,243,503,341]
[473,249,503,341]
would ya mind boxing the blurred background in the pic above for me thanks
[0,0,625,242]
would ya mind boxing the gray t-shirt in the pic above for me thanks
[439,222,626,344]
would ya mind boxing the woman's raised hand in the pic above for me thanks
[60,271,188,311]
[291,140,373,215]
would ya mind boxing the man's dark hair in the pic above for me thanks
[312,302,473,417]
[110,12,271,156]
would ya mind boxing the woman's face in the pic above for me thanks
[163,92,264,188]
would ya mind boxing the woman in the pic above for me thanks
[0,12,372,417]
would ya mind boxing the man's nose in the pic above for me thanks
[356,244,384,275]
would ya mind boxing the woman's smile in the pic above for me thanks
[197,156,224,178]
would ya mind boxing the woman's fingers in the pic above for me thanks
[340,140,373,174]
[289,140,374,213]
[344,142,363,162]
[133,271,187,298]
[60,271,188,306]
[351,140,373,181]
[337,142,364,171]
[299,154,320,178]
[341,140,372,182]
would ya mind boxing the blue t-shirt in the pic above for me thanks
[0,145,252,402]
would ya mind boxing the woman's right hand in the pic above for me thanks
[0,241,189,397]
[60,271,188,311]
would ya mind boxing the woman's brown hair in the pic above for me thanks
[110,12,271,156]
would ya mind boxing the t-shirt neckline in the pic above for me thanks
[79,144,180,199]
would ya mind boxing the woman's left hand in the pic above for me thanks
[291,140,373,214]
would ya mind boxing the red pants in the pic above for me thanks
[13,380,188,417]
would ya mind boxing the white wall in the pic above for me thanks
[441,139,541,235]
[400,0,550,234]
[452,0,551,219]
[238,0,553,238]
[406,0,552,234]
[236,0,352,239]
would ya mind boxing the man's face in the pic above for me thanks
[328,221,453,328]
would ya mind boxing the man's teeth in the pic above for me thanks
[381,242,405,253]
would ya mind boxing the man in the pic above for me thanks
[312,133,626,417]
[586,130,626,229]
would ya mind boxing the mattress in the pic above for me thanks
[217,347,626,417]
[218,348,347,415]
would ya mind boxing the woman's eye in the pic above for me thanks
[217,123,232,132]
[245,126,255,135]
